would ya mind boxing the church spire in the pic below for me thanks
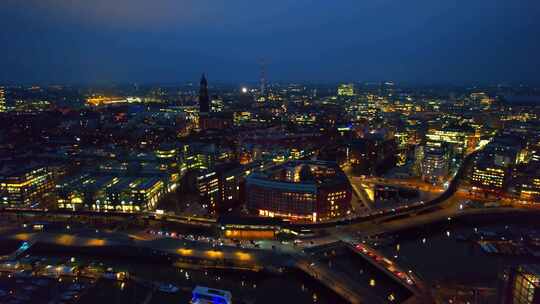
[199,73,210,114]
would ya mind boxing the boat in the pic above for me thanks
[191,286,232,304]
[158,283,179,293]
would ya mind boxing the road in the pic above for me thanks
[3,147,540,304]
[0,148,483,237]
[360,177,445,193]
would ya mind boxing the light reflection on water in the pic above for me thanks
[378,220,540,287]
[15,252,344,304]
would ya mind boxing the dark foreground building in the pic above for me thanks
[499,264,540,304]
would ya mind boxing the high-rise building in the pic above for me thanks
[199,74,210,114]
[337,83,355,97]
[421,145,449,184]
[197,170,220,213]
[196,164,243,215]
[0,88,6,112]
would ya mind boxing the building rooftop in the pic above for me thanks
[247,160,349,189]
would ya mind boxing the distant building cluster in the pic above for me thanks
[0,79,539,222]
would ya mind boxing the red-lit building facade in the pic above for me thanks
[246,161,352,222]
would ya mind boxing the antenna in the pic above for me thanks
[259,58,266,97]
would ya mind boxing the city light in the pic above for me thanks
[0,5,538,303]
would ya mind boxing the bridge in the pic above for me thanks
[0,229,432,304]
[297,241,432,303]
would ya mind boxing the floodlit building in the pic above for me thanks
[180,143,219,170]
[57,175,116,211]
[519,177,540,201]
[337,83,355,97]
[127,177,165,211]
[86,96,133,106]
[233,111,252,126]
[421,145,449,184]
[0,165,54,207]
[56,174,166,212]
[470,135,525,192]
[426,128,472,156]
[471,161,507,190]
[0,88,6,112]
[246,160,352,222]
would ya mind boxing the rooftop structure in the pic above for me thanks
[0,164,54,207]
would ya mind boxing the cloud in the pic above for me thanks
[4,0,221,30]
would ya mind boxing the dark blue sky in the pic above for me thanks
[1,0,539,85]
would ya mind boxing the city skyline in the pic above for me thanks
[1,2,540,304]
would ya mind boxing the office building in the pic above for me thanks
[56,174,166,212]
[0,165,54,207]
[196,164,243,214]
[421,145,449,184]
[246,161,352,222]
[471,161,507,190]
[180,143,219,170]
[233,111,252,126]
[197,170,220,213]
[337,83,355,97]
[0,88,6,112]
[426,128,472,157]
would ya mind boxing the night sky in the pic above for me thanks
[1,0,539,85]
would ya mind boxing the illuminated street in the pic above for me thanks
[1,2,540,303]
